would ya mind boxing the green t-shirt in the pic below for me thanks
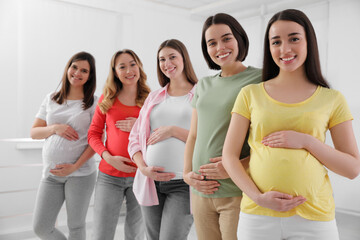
[191,66,262,198]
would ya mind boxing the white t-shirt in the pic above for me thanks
[36,93,97,178]
[146,94,192,179]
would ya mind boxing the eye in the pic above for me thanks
[72,65,78,70]
[119,66,125,69]
[159,58,165,62]
[271,40,280,46]
[224,37,232,41]
[208,41,216,47]
[290,37,300,42]
[170,55,176,59]
[131,63,137,67]
[81,69,89,73]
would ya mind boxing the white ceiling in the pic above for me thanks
[145,0,327,19]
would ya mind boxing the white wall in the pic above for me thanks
[1,0,360,237]
[0,0,206,139]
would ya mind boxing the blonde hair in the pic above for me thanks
[99,49,151,114]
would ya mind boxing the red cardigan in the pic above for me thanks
[88,95,140,177]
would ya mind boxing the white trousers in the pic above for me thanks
[237,212,339,240]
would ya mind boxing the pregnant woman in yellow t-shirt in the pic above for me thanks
[223,9,360,240]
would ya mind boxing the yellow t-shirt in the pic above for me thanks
[232,82,353,221]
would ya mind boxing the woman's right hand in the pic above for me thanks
[183,171,220,195]
[53,124,79,141]
[103,151,137,173]
[140,166,175,181]
[256,191,307,212]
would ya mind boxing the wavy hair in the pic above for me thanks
[99,49,150,114]
[52,51,96,110]
[157,39,198,87]
[262,9,329,88]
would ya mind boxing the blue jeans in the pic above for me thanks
[33,172,96,240]
[141,179,194,240]
[92,171,144,240]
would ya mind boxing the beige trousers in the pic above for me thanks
[191,192,242,240]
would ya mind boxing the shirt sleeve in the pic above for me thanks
[231,87,251,120]
[35,94,50,120]
[328,91,353,129]
[128,94,152,160]
[190,81,199,109]
[88,96,107,157]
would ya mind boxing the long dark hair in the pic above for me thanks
[52,51,96,110]
[262,9,330,88]
[157,39,198,87]
[201,13,249,70]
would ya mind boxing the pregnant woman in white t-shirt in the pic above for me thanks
[128,39,197,240]
[31,52,97,240]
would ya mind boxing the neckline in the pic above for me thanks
[116,98,138,107]
[219,66,250,78]
[261,82,321,106]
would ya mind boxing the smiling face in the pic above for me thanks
[67,60,90,88]
[158,47,185,80]
[114,53,140,87]
[269,20,307,73]
[205,24,239,68]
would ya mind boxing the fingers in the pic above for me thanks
[147,133,159,145]
[261,191,307,212]
[198,168,219,179]
[50,168,66,176]
[150,166,165,172]
[62,126,79,141]
[278,196,307,212]
[115,120,131,132]
[122,165,137,173]
[120,157,133,163]
[195,180,220,194]
[188,171,204,180]
[199,162,216,169]
[209,156,222,163]
[154,172,176,181]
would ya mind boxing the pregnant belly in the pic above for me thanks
[250,148,328,197]
[146,138,185,174]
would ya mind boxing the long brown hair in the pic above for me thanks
[52,51,96,110]
[157,39,198,87]
[262,9,330,88]
[99,49,151,114]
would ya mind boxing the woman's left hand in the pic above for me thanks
[115,117,137,132]
[198,156,230,179]
[262,130,306,149]
[147,126,172,145]
[50,164,77,176]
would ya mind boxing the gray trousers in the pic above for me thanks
[33,171,96,240]
[141,179,194,240]
[92,171,144,240]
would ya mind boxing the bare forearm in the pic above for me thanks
[184,134,195,175]
[74,146,95,170]
[304,135,360,179]
[223,153,262,201]
[132,151,147,171]
[31,125,56,139]
[171,126,189,142]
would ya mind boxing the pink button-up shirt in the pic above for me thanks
[128,84,195,206]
